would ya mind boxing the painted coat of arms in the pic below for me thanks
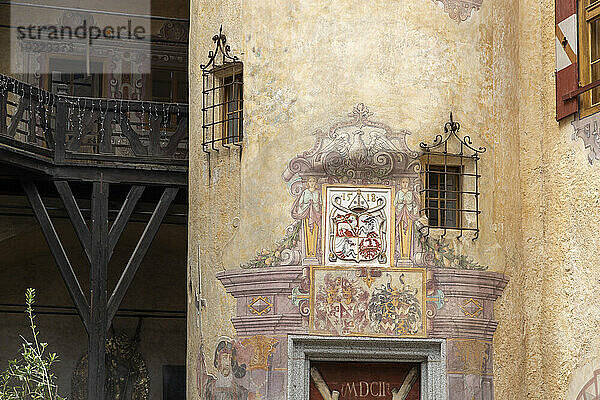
[310,266,426,337]
[324,185,394,266]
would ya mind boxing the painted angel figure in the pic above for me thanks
[291,176,322,259]
[394,177,420,260]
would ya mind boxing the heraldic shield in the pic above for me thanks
[324,186,394,266]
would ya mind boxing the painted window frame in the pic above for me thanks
[220,69,243,144]
[578,0,600,117]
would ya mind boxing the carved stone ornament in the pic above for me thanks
[572,113,600,164]
[435,0,483,23]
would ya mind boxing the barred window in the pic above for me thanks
[419,114,485,239]
[424,165,461,229]
[201,29,243,151]
[221,68,243,144]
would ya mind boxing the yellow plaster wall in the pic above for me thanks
[493,0,600,398]
[188,0,525,399]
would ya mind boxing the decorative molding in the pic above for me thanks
[459,298,483,318]
[287,335,447,400]
[429,269,508,341]
[248,296,273,316]
[572,112,600,164]
[240,335,279,371]
[217,266,306,336]
[435,0,483,23]
[282,103,419,183]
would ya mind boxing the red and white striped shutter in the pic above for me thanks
[556,0,579,120]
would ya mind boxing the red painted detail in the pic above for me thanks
[556,63,579,120]
[556,0,576,24]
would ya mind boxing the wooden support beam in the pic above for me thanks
[106,187,178,328]
[162,116,188,157]
[0,88,7,136]
[88,182,109,400]
[107,185,145,260]
[54,181,92,262]
[148,113,161,156]
[99,112,114,154]
[8,97,27,138]
[21,179,90,332]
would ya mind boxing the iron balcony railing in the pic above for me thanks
[0,74,188,170]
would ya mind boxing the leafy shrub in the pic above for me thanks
[0,288,64,400]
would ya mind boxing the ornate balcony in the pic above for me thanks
[0,74,188,185]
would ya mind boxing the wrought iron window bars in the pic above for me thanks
[419,113,486,240]
[201,27,243,152]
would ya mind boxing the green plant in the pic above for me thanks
[0,289,64,400]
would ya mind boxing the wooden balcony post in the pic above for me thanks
[88,181,109,400]
[0,86,7,136]
[55,98,66,163]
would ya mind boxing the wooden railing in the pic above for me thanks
[0,74,188,169]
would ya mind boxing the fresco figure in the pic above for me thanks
[291,176,322,258]
[394,177,419,259]
[200,340,248,400]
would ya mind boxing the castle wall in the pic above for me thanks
[188,0,523,399]
[496,0,600,398]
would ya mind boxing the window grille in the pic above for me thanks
[201,27,243,152]
[419,113,486,240]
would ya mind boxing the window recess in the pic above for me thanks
[419,113,486,240]
[201,27,243,152]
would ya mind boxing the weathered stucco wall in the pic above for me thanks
[189,0,524,399]
[493,0,600,398]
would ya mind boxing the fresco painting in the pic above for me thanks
[324,185,394,266]
[198,336,285,400]
[198,338,249,400]
[291,176,322,260]
[201,105,505,400]
[310,267,426,337]
[394,177,420,262]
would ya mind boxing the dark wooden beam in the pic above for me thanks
[54,100,66,163]
[0,88,7,136]
[54,181,92,262]
[148,114,161,156]
[162,116,188,157]
[0,145,187,186]
[106,187,178,328]
[99,112,114,154]
[107,185,145,260]
[7,97,27,138]
[20,179,90,332]
[88,182,109,400]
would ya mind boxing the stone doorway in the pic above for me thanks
[288,336,446,400]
